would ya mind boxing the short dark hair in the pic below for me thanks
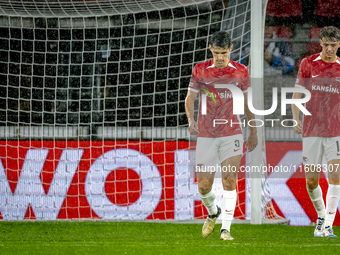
[209,31,232,48]
[319,26,340,41]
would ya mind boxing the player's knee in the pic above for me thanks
[306,178,318,190]
[328,178,340,185]
[198,179,213,194]
[222,178,236,190]
[198,186,212,195]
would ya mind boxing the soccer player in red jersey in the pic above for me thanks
[292,26,340,237]
[185,31,258,240]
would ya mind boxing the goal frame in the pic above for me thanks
[249,0,267,224]
[0,0,284,224]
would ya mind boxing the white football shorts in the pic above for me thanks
[302,137,340,165]
[195,134,244,171]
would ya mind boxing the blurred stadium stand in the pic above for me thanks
[266,0,303,18]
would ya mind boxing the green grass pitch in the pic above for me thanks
[0,222,338,255]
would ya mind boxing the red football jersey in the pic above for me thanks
[295,54,340,137]
[188,59,250,138]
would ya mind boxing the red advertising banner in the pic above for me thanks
[0,141,338,225]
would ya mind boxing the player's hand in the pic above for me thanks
[292,119,302,134]
[246,132,258,152]
[188,120,199,135]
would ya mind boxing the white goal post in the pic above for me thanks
[250,0,266,225]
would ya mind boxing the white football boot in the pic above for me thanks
[314,217,325,237]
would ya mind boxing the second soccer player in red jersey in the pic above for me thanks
[185,31,258,241]
[293,26,340,237]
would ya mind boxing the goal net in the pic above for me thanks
[0,0,285,222]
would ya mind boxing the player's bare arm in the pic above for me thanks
[185,90,199,135]
[243,92,258,152]
[291,92,303,134]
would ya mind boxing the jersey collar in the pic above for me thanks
[206,62,237,69]
[314,54,340,64]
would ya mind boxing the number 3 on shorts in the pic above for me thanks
[234,140,240,148]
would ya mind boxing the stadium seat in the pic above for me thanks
[265,26,293,51]
[264,26,294,76]
[307,27,322,56]
[266,0,303,18]
[274,27,292,39]
[265,26,292,39]
[315,0,340,17]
